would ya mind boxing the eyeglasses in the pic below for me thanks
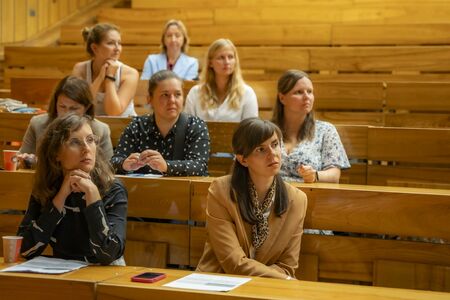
[65,134,99,150]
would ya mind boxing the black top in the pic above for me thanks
[17,179,128,265]
[111,114,210,176]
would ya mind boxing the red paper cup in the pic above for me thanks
[2,236,23,263]
[3,150,19,171]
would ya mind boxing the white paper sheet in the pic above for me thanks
[163,273,251,292]
[125,173,163,178]
[0,256,89,274]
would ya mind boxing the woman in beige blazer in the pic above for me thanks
[196,118,307,279]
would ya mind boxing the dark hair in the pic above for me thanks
[147,70,183,97]
[161,19,189,53]
[82,23,120,57]
[47,76,94,121]
[271,69,315,142]
[230,118,288,224]
[32,114,114,206]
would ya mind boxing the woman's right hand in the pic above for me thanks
[16,153,37,169]
[52,172,73,212]
[122,152,146,171]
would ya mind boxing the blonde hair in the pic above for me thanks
[161,19,189,53]
[198,38,245,111]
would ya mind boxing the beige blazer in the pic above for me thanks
[196,175,307,279]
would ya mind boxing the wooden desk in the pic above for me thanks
[0,260,144,300]
[96,267,450,300]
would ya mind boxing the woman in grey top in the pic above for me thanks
[272,70,350,183]
[18,76,113,167]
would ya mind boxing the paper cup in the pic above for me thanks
[2,236,23,263]
[3,150,19,171]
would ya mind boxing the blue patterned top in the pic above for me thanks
[280,120,351,182]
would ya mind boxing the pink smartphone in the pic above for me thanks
[131,272,167,283]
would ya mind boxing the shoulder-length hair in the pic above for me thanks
[198,38,245,111]
[32,114,115,206]
[160,19,190,53]
[230,118,288,225]
[47,76,95,122]
[82,23,120,57]
[271,69,315,141]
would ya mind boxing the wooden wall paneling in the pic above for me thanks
[1,0,15,43]
[37,0,49,31]
[13,0,27,42]
[26,0,38,38]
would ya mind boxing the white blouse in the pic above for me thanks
[184,84,258,122]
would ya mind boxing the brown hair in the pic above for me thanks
[230,118,288,224]
[47,76,94,122]
[147,70,183,98]
[32,114,114,206]
[82,23,120,57]
[160,19,189,53]
[198,38,244,110]
[271,69,315,142]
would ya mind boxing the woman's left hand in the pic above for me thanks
[139,149,168,173]
[69,169,101,205]
[105,59,120,77]
[297,164,317,183]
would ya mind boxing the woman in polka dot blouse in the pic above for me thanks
[111,70,210,176]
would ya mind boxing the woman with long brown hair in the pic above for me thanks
[196,118,307,279]
[18,114,127,265]
[272,70,350,183]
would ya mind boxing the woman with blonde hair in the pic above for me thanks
[141,19,198,80]
[184,38,258,121]
[73,23,138,116]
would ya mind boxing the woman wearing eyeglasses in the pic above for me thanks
[17,113,128,265]
[18,76,113,168]
[196,118,307,279]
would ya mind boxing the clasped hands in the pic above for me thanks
[122,150,167,173]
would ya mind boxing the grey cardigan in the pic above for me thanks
[19,114,113,160]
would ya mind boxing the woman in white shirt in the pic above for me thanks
[184,38,258,122]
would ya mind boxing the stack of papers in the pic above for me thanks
[0,256,89,274]
[163,273,251,292]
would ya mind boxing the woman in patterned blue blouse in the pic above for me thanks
[272,70,350,183]
[111,70,210,176]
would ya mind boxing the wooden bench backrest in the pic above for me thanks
[189,179,450,285]
[7,46,450,78]
[98,8,450,46]
[385,82,450,112]
[129,2,450,25]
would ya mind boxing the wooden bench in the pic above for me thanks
[96,8,450,46]
[2,112,449,188]
[7,46,450,83]
[128,1,450,27]
[367,127,450,189]
[189,177,450,291]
